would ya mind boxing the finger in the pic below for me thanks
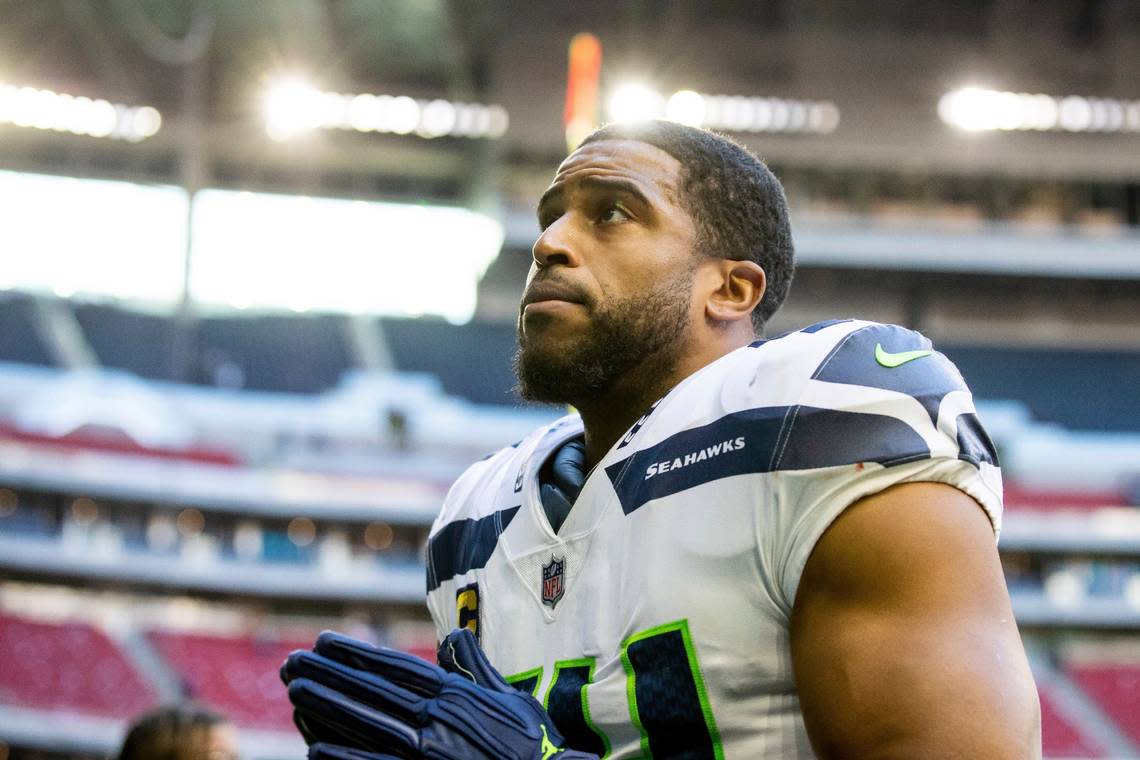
[314,631,445,697]
[294,706,363,749]
[289,677,419,756]
[282,649,307,685]
[437,628,513,693]
[292,707,319,745]
[309,742,408,760]
[284,650,428,722]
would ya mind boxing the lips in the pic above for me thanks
[521,280,588,309]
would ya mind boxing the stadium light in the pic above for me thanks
[695,93,839,134]
[939,87,1140,133]
[189,189,504,324]
[607,83,666,123]
[262,76,507,140]
[419,99,457,138]
[390,96,422,135]
[263,76,326,140]
[0,82,161,141]
[610,87,840,134]
[0,171,188,304]
[665,90,706,126]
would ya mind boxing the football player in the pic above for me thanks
[283,121,1041,759]
[118,703,240,760]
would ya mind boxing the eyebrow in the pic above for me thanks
[537,175,654,219]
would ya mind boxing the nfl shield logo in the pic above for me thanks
[541,555,565,608]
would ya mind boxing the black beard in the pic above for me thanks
[514,271,693,407]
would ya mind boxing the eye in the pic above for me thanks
[537,209,561,231]
[597,202,631,224]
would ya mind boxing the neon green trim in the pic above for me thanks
[505,666,544,698]
[543,657,611,758]
[620,619,724,760]
[675,621,724,760]
[874,343,934,368]
[579,667,611,759]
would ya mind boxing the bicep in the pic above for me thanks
[789,482,1040,760]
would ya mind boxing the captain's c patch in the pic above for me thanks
[456,583,480,641]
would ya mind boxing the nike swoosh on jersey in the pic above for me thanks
[874,343,934,368]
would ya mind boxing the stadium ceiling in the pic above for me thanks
[0,0,489,103]
[0,0,1138,191]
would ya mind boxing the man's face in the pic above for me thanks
[516,139,701,405]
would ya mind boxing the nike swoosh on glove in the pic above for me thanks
[280,629,599,760]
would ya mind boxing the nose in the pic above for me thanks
[532,217,580,269]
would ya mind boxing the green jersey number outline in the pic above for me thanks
[506,619,723,759]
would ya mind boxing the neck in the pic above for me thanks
[574,329,754,470]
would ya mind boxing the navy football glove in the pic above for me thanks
[281,629,599,760]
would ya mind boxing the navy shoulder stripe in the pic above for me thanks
[755,319,853,347]
[955,412,999,467]
[426,506,520,592]
[800,318,854,334]
[605,406,930,515]
[812,323,967,425]
[779,405,930,470]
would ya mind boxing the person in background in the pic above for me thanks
[116,703,239,760]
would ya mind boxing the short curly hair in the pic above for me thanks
[117,703,230,760]
[580,121,794,332]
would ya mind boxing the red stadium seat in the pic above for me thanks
[148,629,309,731]
[148,629,438,731]
[1003,482,1128,513]
[1066,663,1140,747]
[0,612,156,717]
[1037,682,1107,758]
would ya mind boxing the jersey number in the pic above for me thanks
[506,619,723,760]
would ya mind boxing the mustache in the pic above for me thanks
[520,277,592,310]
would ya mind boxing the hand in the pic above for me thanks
[281,629,599,760]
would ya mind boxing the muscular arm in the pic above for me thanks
[789,482,1041,759]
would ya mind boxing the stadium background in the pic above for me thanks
[0,1,1138,757]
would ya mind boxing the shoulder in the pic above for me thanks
[737,318,962,397]
[601,320,983,509]
[713,319,885,399]
[802,320,967,402]
[754,325,1004,609]
[614,319,964,461]
[726,319,995,470]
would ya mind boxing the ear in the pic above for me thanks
[704,259,766,326]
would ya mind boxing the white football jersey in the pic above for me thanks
[425,320,1003,759]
